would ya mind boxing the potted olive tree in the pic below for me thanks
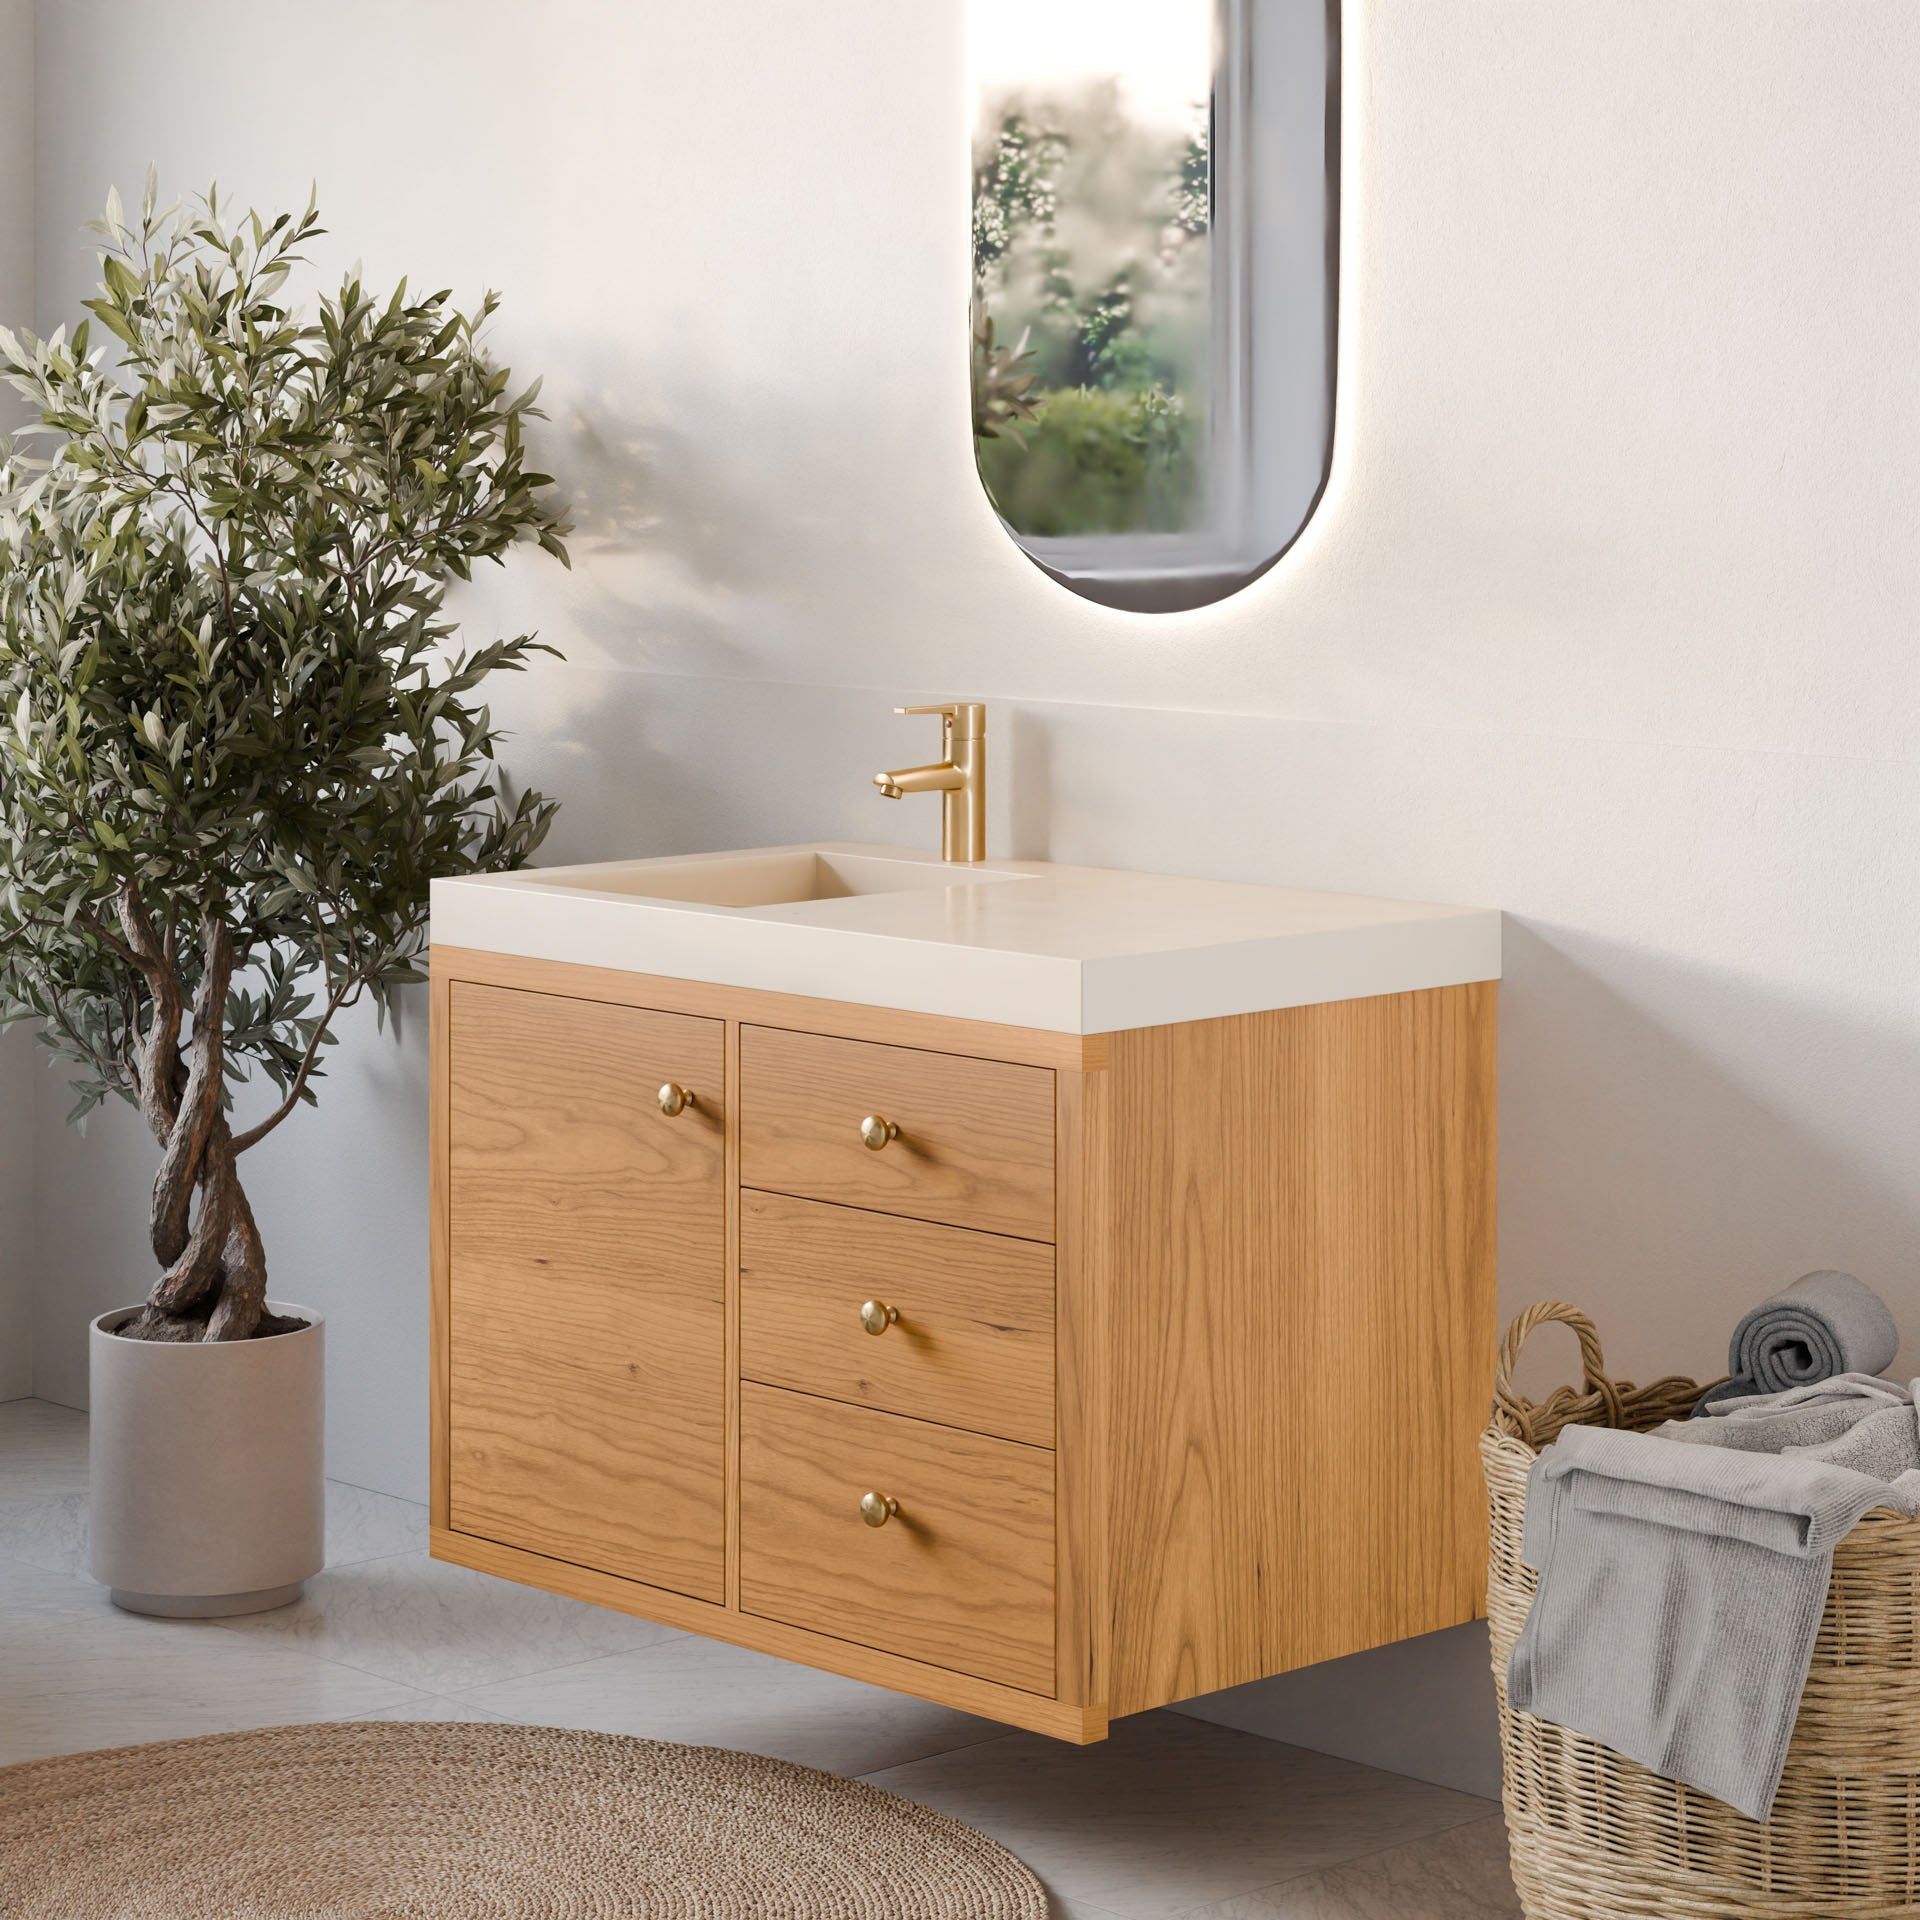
[0,180,569,1615]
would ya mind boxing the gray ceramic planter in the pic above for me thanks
[88,1302,325,1617]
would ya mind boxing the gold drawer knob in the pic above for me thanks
[860,1300,899,1336]
[860,1492,899,1528]
[657,1083,696,1117]
[859,1114,900,1151]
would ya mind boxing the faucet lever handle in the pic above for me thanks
[893,700,985,741]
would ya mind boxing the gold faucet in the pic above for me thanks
[873,701,987,862]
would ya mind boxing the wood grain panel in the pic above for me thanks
[739,1384,1056,1694]
[432,944,1107,1072]
[433,1524,1106,1742]
[740,1026,1056,1240]
[740,1193,1054,1446]
[430,969,454,1531]
[1054,1065,1112,1710]
[1102,983,1497,1714]
[446,982,727,1602]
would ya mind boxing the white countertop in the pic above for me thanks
[430,843,1501,1035]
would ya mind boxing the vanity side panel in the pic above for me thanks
[1103,982,1497,1716]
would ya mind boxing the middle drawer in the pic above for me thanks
[740,1191,1055,1447]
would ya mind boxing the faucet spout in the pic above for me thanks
[873,762,966,799]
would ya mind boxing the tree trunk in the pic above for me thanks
[117,912,293,1344]
[120,1124,287,1342]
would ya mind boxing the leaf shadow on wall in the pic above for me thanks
[456,354,882,853]
[534,345,872,684]
[443,369,780,856]
[1498,920,1920,1400]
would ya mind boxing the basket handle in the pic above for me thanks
[1493,1300,1627,1434]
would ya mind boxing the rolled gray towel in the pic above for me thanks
[1696,1271,1899,1412]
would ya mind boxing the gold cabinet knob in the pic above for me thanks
[860,1492,899,1528]
[860,1300,899,1336]
[860,1114,900,1151]
[658,1083,696,1117]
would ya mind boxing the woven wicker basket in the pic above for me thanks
[1484,1300,1920,1918]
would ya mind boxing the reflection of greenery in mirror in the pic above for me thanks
[969,1,1337,613]
[972,77,1210,538]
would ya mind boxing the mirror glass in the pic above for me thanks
[970,1,1336,613]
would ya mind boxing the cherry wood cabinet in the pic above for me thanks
[431,947,1496,1743]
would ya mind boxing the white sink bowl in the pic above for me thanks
[431,842,1502,1035]
[527,848,1032,909]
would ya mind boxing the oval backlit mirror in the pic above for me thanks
[971,1,1337,613]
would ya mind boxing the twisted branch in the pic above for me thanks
[102,887,274,1342]
[147,1118,238,1316]
[117,878,186,1137]
[147,913,232,1270]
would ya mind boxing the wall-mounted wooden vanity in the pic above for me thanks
[429,845,1498,1742]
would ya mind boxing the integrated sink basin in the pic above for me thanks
[431,841,1502,1034]
[527,848,1033,909]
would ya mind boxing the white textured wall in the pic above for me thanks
[27,0,1920,1794]
[0,0,33,1400]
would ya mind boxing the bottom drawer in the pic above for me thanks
[739,1383,1056,1695]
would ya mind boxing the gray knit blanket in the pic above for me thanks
[1510,1420,1920,1820]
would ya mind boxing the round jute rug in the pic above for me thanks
[0,1720,1050,1918]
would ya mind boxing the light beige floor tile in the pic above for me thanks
[0,1400,92,1579]
[325,1480,430,1566]
[1188,1815,1520,1920]
[0,1464,422,1583]
[864,1712,1498,1920]
[458,1634,1009,1776]
[206,1548,681,1695]
[0,1489,88,1577]
[0,1563,424,1765]
[0,1399,87,1498]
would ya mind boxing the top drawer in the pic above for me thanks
[740,1026,1056,1241]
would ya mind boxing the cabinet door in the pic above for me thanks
[446,982,725,1602]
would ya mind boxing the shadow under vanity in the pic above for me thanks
[427,843,1499,1742]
